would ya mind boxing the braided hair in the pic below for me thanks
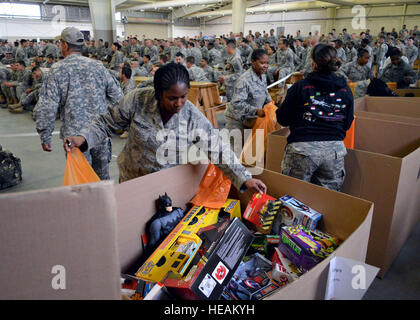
[154,62,190,102]
[312,43,341,74]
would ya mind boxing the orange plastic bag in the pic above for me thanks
[62,148,101,186]
[240,101,278,166]
[190,162,231,209]
[344,116,356,149]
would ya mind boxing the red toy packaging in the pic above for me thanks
[243,193,282,234]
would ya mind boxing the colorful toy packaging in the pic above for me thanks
[222,253,280,300]
[271,247,302,286]
[243,193,282,234]
[278,225,340,272]
[275,195,322,231]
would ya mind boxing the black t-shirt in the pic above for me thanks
[276,71,354,144]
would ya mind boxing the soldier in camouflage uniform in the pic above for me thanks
[1,51,14,65]
[9,66,44,113]
[277,44,354,192]
[225,49,271,138]
[188,42,202,67]
[333,39,347,64]
[267,29,278,48]
[338,48,373,82]
[26,40,39,59]
[42,40,58,59]
[219,40,243,102]
[0,65,11,108]
[239,39,253,67]
[2,60,30,105]
[109,42,124,77]
[35,27,123,180]
[208,42,224,67]
[15,40,28,63]
[380,47,417,89]
[200,57,216,82]
[120,64,137,96]
[376,36,388,76]
[345,41,358,63]
[268,38,294,85]
[405,37,419,67]
[64,62,267,194]
[143,39,159,63]
[186,56,208,82]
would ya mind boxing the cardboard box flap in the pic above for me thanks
[354,117,420,157]
[355,111,420,125]
[355,96,420,118]
[115,164,208,273]
[0,181,121,300]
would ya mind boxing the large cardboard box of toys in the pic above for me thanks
[354,96,420,123]
[0,164,374,300]
[265,117,420,278]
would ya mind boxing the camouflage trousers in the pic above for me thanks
[21,90,40,111]
[66,137,112,180]
[281,141,347,192]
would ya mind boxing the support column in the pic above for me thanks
[168,13,174,40]
[325,7,336,35]
[401,3,408,27]
[232,0,246,36]
[88,0,116,44]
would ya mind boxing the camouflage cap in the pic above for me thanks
[56,27,85,46]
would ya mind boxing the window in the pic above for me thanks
[0,2,41,19]
[115,12,121,22]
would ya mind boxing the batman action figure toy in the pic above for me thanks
[146,193,185,254]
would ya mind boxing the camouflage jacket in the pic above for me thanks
[202,65,216,82]
[338,61,373,82]
[275,48,295,71]
[345,47,358,63]
[190,47,202,66]
[336,47,347,63]
[405,45,419,66]
[15,47,28,62]
[109,51,124,71]
[35,53,123,144]
[188,65,208,82]
[79,87,252,189]
[208,48,223,67]
[121,76,137,96]
[380,59,417,87]
[226,68,271,122]
[223,52,243,87]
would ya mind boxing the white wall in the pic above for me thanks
[124,23,168,39]
[173,26,201,38]
[0,17,124,41]
[200,4,420,38]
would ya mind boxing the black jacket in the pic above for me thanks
[277,72,354,144]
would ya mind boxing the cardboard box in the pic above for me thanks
[0,164,373,299]
[354,96,420,122]
[265,117,420,278]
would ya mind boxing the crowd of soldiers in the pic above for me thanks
[0,24,419,116]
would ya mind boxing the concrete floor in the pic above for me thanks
[0,107,419,300]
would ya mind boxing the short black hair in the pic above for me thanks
[113,42,121,50]
[175,52,184,58]
[46,54,54,59]
[251,49,268,61]
[154,62,190,102]
[226,39,236,48]
[201,57,209,64]
[20,39,27,45]
[357,48,369,58]
[17,60,26,67]
[159,54,168,63]
[389,47,402,57]
[32,66,41,73]
[121,65,132,79]
[144,54,151,60]
[186,56,195,64]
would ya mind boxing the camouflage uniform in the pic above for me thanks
[190,47,202,66]
[132,66,149,77]
[1,68,20,102]
[88,45,97,57]
[255,37,265,48]
[380,59,417,89]
[281,141,347,192]
[35,53,123,180]
[223,51,243,101]
[16,69,33,102]
[240,45,253,66]
[405,45,419,67]
[188,65,208,82]
[267,35,278,48]
[26,46,38,59]
[43,61,54,68]
[121,76,137,96]
[225,68,271,131]
[345,47,358,63]
[43,43,58,59]
[137,77,154,88]
[268,47,294,84]
[376,43,388,75]
[202,65,216,82]
[109,51,124,71]
[336,47,347,63]
[143,46,159,63]
[79,87,252,190]
[15,46,28,63]
[200,45,209,60]
[21,72,44,111]
[208,48,223,67]
[338,61,373,82]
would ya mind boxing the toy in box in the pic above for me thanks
[243,193,282,234]
[222,253,281,300]
[273,195,322,233]
[247,234,281,260]
[278,225,340,272]
[136,199,241,283]
[271,248,302,287]
[164,217,254,300]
